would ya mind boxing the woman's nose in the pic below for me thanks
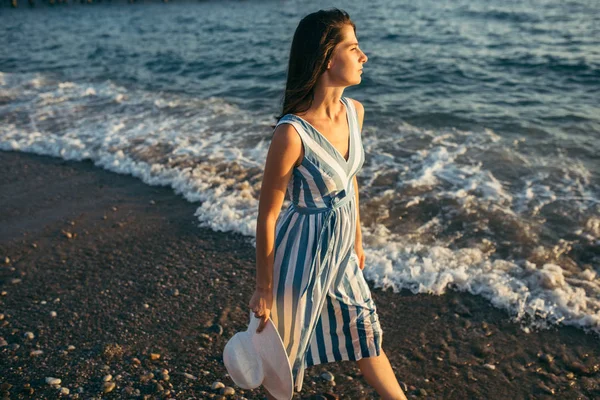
[361,51,368,63]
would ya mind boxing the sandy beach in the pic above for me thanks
[0,150,599,399]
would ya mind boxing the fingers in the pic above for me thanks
[256,315,268,333]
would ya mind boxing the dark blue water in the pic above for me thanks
[1,0,599,334]
[2,1,599,156]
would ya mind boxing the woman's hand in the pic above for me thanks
[355,240,366,270]
[248,287,273,333]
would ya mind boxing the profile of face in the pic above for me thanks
[325,24,368,87]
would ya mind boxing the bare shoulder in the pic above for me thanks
[270,122,303,166]
[347,98,365,131]
[272,122,301,146]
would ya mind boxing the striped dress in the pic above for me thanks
[271,96,383,394]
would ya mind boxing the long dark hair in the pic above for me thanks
[276,8,355,122]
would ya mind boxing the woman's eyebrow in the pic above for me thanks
[347,42,359,47]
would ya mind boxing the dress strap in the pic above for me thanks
[275,116,312,144]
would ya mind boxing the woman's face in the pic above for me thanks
[327,24,368,86]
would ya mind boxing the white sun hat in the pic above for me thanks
[223,310,293,400]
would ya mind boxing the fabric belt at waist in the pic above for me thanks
[289,190,353,302]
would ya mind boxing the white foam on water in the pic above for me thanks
[1,72,599,335]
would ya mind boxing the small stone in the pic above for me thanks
[540,353,554,364]
[9,343,19,351]
[150,353,160,360]
[149,200,156,205]
[11,278,22,284]
[537,382,555,395]
[140,373,154,383]
[143,303,150,309]
[67,345,76,351]
[155,383,164,392]
[132,357,142,365]
[0,339,7,347]
[211,324,224,335]
[467,371,478,381]
[172,289,179,296]
[59,387,70,396]
[416,388,428,397]
[199,333,212,342]
[567,361,589,375]
[112,206,118,211]
[221,386,235,396]
[103,374,112,382]
[30,349,44,356]
[0,314,4,320]
[50,311,57,318]
[320,371,335,382]
[102,381,116,393]
[24,331,34,340]
[32,243,37,248]
[211,381,225,390]
[200,370,210,376]
[484,364,496,370]
[63,231,73,239]
[399,381,408,392]
[182,372,197,380]
[41,301,47,305]
[565,372,575,380]
[158,369,169,381]
[4,257,10,264]
[46,377,61,386]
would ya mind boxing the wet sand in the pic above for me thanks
[0,150,599,399]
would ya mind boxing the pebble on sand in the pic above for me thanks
[321,371,335,382]
[102,381,116,393]
[211,381,225,390]
[24,331,35,340]
[150,353,160,360]
[182,372,197,380]
[45,377,61,386]
[221,386,235,396]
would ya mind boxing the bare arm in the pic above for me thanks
[255,124,302,294]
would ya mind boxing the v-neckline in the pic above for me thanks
[291,98,353,168]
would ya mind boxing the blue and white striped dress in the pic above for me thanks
[270,96,383,394]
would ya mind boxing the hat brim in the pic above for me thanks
[249,312,293,400]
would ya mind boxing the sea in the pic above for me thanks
[1,0,599,335]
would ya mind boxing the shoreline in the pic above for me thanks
[0,150,599,399]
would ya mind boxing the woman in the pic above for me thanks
[249,8,407,400]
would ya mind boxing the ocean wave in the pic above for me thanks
[1,72,599,336]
